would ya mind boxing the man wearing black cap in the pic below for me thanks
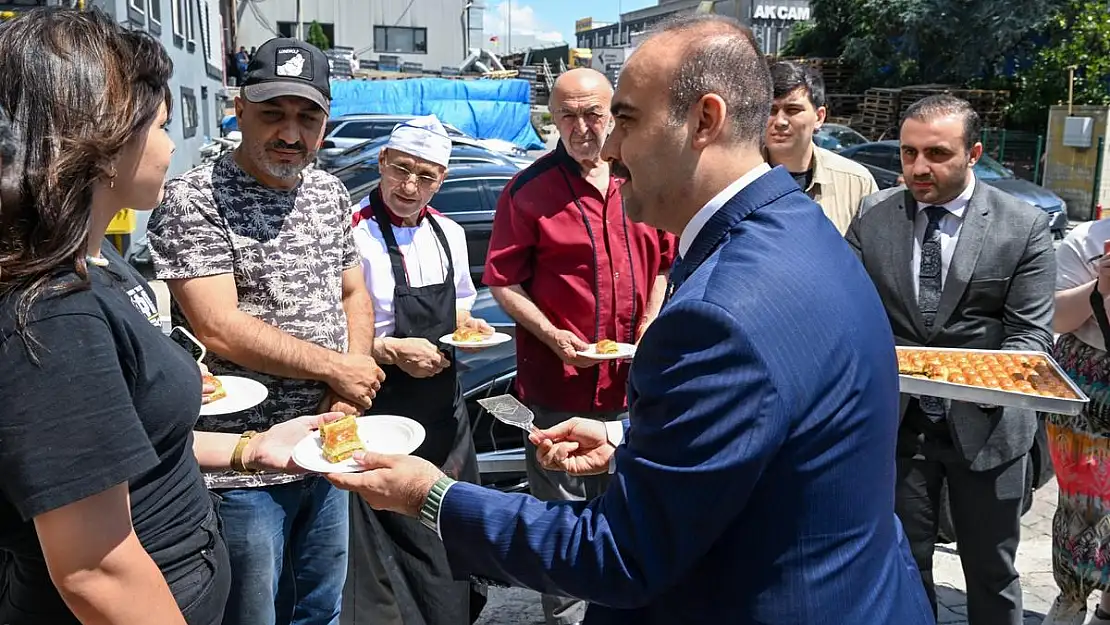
[148,37,384,625]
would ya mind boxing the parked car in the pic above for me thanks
[459,288,529,492]
[320,113,528,162]
[319,133,532,173]
[341,162,518,286]
[813,123,869,153]
[839,140,1069,238]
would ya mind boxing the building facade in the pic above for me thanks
[235,0,479,72]
[1,0,229,254]
[575,0,811,56]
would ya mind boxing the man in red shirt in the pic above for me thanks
[483,67,675,625]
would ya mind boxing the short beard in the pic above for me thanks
[246,141,314,181]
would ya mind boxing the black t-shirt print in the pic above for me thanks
[0,244,212,623]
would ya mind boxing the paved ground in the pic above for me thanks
[473,478,1077,624]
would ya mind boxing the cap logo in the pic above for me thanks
[275,47,311,80]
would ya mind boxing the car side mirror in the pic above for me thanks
[321,140,337,149]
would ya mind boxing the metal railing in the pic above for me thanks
[980,128,1046,184]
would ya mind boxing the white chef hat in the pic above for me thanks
[385,114,452,168]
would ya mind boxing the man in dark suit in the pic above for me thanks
[326,14,934,625]
[846,94,1056,625]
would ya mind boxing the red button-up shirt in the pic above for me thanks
[483,143,676,413]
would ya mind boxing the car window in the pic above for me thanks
[324,120,342,137]
[335,121,390,140]
[826,126,868,149]
[850,146,899,171]
[336,162,381,195]
[484,178,511,205]
[430,179,484,214]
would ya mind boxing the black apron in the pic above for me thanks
[342,195,483,625]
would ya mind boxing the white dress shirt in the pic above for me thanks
[679,163,772,258]
[353,212,478,337]
[911,178,976,301]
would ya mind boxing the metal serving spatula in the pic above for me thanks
[476,394,541,436]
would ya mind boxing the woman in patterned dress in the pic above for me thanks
[1044,218,1110,625]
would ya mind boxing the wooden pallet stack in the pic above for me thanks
[897,85,1009,128]
[854,88,902,140]
[825,93,864,118]
[808,58,854,94]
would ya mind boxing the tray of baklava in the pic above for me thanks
[897,346,1089,415]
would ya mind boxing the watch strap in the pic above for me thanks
[419,476,457,533]
[231,430,258,473]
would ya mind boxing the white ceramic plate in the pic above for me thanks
[199,376,269,416]
[439,331,513,349]
[576,342,637,361]
[291,415,427,474]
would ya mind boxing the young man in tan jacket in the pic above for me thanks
[765,60,878,235]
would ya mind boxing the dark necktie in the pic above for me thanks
[664,255,684,305]
[918,205,948,421]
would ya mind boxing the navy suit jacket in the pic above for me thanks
[438,166,935,624]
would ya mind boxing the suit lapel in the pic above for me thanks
[931,185,990,337]
[888,190,929,338]
[680,166,796,279]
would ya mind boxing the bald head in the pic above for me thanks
[550,67,613,166]
[551,68,612,110]
[629,14,770,145]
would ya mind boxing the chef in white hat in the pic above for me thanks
[344,114,493,625]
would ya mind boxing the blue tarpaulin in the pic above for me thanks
[328,78,544,150]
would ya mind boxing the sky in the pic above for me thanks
[481,0,656,51]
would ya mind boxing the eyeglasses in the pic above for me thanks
[383,162,440,188]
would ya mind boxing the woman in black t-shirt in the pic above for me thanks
[0,10,342,625]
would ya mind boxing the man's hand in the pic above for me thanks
[456,314,495,354]
[389,337,451,378]
[547,329,600,368]
[327,354,386,409]
[199,363,218,405]
[1097,253,1110,299]
[326,452,446,517]
[529,417,614,476]
[244,412,346,473]
[318,390,361,416]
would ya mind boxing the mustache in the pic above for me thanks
[268,139,306,152]
[610,161,631,180]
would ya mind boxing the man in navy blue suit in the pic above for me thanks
[329,14,934,625]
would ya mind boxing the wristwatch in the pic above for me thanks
[231,430,259,473]
[419,476,457,535]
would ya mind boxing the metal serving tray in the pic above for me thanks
[896,346,1090,416]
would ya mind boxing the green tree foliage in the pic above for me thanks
[787,0,1061,83]
[306,21,330,51]
[1009,0,1110,129]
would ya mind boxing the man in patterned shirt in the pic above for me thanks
[147,37,384,625]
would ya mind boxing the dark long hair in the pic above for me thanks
[0,7,173,338]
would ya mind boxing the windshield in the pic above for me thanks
[973,154,1013,180]
[826,126,868,148]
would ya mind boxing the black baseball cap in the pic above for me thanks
[241,38,331,112]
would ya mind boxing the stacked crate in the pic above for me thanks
[854,88,902,140]
[897,85,1009,128]
[825,94,864,119]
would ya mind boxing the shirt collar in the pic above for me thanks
[916,176,976,219]
[353,188,430,228]
[679,163,772,258]
[809,144,833,190]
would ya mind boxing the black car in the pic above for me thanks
[457,289,529,492]
[839,140,1069,238]
[341,162,518,286]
